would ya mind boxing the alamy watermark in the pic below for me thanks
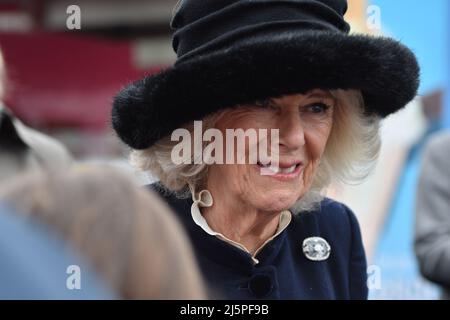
[171,121,283,176]
[367,265,382,290]
[66,5,81,30]
[366,5,381,31]
[66,264,81,290]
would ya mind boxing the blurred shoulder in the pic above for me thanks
[424,131,450,160]
[421,131,450,178]
[426,130,450,150]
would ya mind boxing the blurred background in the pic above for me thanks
[0,0,448,299]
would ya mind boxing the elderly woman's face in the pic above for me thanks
[207,89,335,212]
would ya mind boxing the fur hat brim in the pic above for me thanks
[112,30,420,149]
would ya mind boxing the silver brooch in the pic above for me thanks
[302,237,331,261]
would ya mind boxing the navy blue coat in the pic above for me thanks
[149,184,368,300]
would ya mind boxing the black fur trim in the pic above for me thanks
[112,30,420,149]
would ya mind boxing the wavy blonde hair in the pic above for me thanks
[130,89,381,213]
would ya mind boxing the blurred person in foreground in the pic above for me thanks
[0,48,71,181]
[415,131,450,300]
[0,202,114,299]
[112,0,419,299]
[0,165,207,299]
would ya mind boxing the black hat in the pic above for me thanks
[112,0,420,150]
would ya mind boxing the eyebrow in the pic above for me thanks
[306,92,337,107]
[254,98,279,108]
[306,90,334,100]
[256,91,335,109]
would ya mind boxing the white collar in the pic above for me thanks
[190,188,292,265]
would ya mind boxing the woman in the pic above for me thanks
[112,0,419,299]
[0,166,207,299]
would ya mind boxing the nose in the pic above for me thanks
[277,109,305,152]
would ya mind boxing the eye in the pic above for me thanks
[304,102,331,114]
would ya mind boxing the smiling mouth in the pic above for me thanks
[256,161,303,174]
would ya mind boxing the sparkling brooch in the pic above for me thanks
[302,237,331,261]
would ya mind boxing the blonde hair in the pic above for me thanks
[0,165,207,299]
[131,89,381,213]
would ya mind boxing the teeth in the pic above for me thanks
[259,163,279,175]
[259,163,297,175]
[280,165,297,174]
[269,165,281,173]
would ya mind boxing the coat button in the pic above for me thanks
[248,274,273,298]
